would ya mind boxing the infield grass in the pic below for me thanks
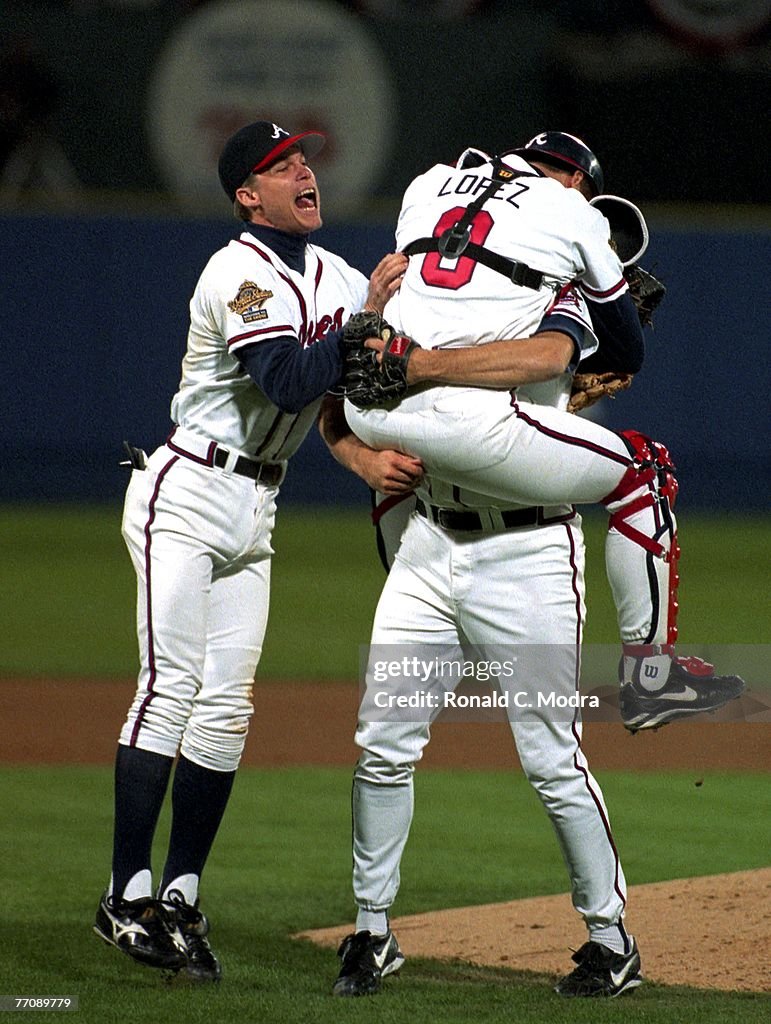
[1,765,768,1023]
[1,504,769,678]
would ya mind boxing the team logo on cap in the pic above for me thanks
[228,280,273,323]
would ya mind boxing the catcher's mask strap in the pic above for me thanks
[590,194,649,267]
[434,156,510,259]
[433,157,531,256]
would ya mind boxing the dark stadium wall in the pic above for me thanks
[1,214,767,510]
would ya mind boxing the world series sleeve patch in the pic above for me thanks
[228,281,274,323]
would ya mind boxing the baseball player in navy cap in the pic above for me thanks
[217,120,326,201]
[93,119,420,981]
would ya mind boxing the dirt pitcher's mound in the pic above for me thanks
[297,867,771,993]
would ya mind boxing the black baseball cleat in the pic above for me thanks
[555,938,643,998]
[94,892,186,970]
[619,655,745,733]
[164,890,222,983]
[333,929,405,997]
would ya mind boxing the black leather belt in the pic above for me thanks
[212,448,283,485]
[415,498,541,532]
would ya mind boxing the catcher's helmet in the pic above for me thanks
[506,132,604,196]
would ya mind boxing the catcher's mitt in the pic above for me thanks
[568,371,633,414]
[342,311,420,409]
[625,264,666,328]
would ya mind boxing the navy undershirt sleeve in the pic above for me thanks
[535,313,584,372]
[236,330,344,413]
[580,291,645,374]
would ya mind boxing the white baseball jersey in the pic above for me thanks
[171,230,368,461]
[368,152,618,513]
[120,229,368,773]
[386,152,626,351]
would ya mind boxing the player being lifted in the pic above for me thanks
[336,132,745,735]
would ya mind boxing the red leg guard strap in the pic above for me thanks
[667,534,681,645]
[602,463,656,507]
[606,491,670,560]
[602,429,679,561]
[622,643,675,658]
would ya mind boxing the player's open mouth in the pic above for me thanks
[295,189,317,210]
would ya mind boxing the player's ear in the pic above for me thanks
[571,170,593,199]
[235,174,261,210]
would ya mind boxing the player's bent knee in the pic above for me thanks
[604,429,677,505]
[181,722,249,773]
[601,428,678,560]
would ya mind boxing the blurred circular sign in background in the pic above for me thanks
[147,0,395,215]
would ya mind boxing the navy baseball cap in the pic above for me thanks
[218,120,326,201]
[505,131,604,196]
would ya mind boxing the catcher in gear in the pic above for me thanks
[342,192,665,413]
[336,138,742,729]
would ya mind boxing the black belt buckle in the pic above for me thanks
[255,462,282,486]
[417,500,478,531]
[436,508,458,530]
[417,498,541,532]
[220,449,282,486]
[437,507,478,530]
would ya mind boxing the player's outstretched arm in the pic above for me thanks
[318,395,424,493]
[370,330,575,389]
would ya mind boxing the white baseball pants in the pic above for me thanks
[346,388,676,647]
[119,439,276,772]
[352,513,628,938]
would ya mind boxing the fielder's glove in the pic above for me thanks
[625,264,666,328]
[568,371,633,414]
[342,311,421,409]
